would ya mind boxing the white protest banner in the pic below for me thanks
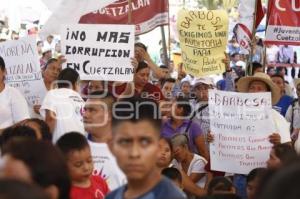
[61,24,135,81]
[209,90,275,174]
[0,36,45,106]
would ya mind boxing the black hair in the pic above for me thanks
[36,41,43,46]
[271,74,285,82]
[44,58,58,70]
[230,52,239,58]
[112,97,161,133]
[136,61,149,73]
[56,132,89,156]
[175,96,192,117]
[134,42,147,51]
[160,137,173,153]
[272,144,297,167]
[208,177,234,195]
[249,62,263,75]
[276,67,287,75]
[0,179,50,199]
[2,139,71,199]
[160,64,168,69]
[0,56,5,71]
[162,78,176,88]
[0,126,37,151]
[24,118,52,141]
[200,194,241,199]
[161,167,182,183]
[57,68,79,88]
[247,168,267,183]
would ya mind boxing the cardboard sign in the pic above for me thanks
[61,24,135,81]
[177,9,228,77]
[265,0,300,45]
[209,90,275,174]
[0,36,45,106]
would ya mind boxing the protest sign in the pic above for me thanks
[61,24,135,81]
[0,36,45,106]
[265,0,300,45]
[209,90,275,174]
[177,10,228,77]
[79,0,168,35]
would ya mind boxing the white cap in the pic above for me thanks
[236,61,246,69]
[180,75,193,84]
[193,77,215,87]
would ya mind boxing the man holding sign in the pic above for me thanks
[209,72,291,175]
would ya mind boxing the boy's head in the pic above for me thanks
[161,167,183,189]
[161,78,176,99]
[56,132,93,184]
[83,91,115,134]
[208,177,235,195]
[111,97,161,182]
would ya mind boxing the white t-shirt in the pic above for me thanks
[0,85,30,129]
[88,141,126,191]
[173,154,207,188]
[40,88,85,142]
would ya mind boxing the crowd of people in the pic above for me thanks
[1,25,300,199]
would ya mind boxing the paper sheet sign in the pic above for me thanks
[61,24,135,81]
[0,36,45,106]
[209,90,275,174]
[177,10,228,77]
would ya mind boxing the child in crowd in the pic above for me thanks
[56,132,109,199]
[266,143,297,170]
[207,177,235,195]
[246,168,267,199]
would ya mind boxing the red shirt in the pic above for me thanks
[108,82,164,103]
[70,176,110,199]
[138,83,164,103]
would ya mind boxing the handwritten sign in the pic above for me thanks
[0,36,45,106]
[61,24,135,81]
[177,10,228,77]
[209,90,275,174]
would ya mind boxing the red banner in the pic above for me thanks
[79,0,169,35]
[265,0,300,45]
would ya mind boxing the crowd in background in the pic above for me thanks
[1,15,300,199]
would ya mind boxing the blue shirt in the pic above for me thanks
[105,177,186,199]
[273,95,294,116]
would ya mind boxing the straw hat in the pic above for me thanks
[294,78,300,88]
[237,72,281,105]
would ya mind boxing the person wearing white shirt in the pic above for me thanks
[40,68,85,143]
[31,58,62,119]
[0,56,30,131]
[83,91,126,191]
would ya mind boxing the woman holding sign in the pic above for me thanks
[0,56,30,131]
